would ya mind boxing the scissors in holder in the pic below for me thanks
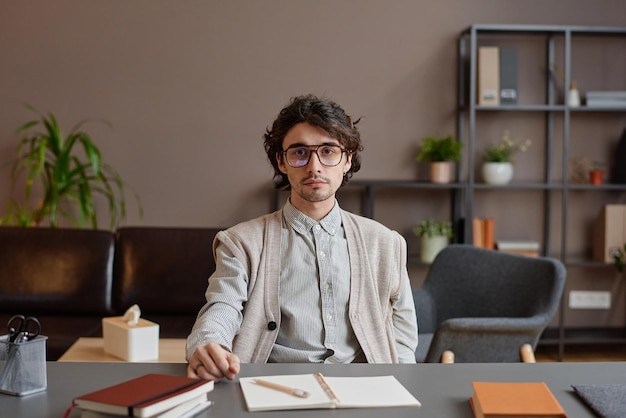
[7,315,41,343]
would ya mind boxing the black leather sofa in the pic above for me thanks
[0,226,221,360]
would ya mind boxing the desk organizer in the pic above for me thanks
[102,316,159,361]
[0,334,47,396]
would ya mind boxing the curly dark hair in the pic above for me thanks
[263,94,363,189]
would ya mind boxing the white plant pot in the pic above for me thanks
[482,162,514,185]
[420,235,449,264]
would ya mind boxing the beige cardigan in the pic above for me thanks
[215,209,416,363]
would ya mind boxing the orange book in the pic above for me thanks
[483,218,495,250]
[472,217,485,247]
[470,381,566,418]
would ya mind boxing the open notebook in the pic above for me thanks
[239,373,421,412]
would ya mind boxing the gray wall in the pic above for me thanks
[2,0,624,229]
[3,2,626,332]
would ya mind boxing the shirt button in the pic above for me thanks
[319,251,326,259]
[315,225,321,230]
[327,314,332,320]
[267,321,277,330]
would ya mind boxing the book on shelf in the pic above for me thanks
[586,90,626,108]
[586,90,626,99]
[498,248,540,257]
[73,374,214,417]
[472,217,495,249]
[496,240,540,250]
[586,99,626,108]
[469,381,566,418]
[239,373,421,412]
[496,240,540,257]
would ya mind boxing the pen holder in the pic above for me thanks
[0,334,48,396]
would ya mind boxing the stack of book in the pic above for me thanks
[72,374,214,417]
[586,91,626,108]
[495,240,540,257]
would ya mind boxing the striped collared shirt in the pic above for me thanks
[269,200,363,363]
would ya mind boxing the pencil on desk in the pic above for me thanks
[253,379,310,398]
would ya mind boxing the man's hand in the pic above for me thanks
[187,342,240,382]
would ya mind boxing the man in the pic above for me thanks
[186,94,418,381]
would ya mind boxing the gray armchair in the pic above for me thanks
[413,244,566,363]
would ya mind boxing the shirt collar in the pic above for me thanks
[283,199,342,236]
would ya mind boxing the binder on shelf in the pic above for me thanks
[592,204,626,263]
[478,46,500,106]
[498,47,517,104]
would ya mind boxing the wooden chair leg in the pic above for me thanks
[441,350,455,363]
[520,343,536,363]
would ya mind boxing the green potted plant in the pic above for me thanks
[413,219,453,263]
[611,244,626,273]
[482,130,531,185]
[1,105,142,229]
[416,135,462,184]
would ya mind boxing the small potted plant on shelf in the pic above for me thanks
[611,244,626,273]
[416,135,462,184]
[482,130,531,185]
[1,104,142,229]
[589,161,606,186]
[413,219,453,263]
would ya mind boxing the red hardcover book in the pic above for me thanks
[73,374,214,417]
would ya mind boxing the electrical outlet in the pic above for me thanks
[568,291,611,309]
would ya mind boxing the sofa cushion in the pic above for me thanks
[0,313,104,361]
[0,226,115,315]
[113,227,220,318]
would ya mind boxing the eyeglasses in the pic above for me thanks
[282,144,348,168]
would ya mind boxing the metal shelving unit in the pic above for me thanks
[458,24,626,360]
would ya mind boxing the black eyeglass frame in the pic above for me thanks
[281,144,350,168]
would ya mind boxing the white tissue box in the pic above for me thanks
[102,316,160,361]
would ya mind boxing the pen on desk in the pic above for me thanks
[253,379,310,398]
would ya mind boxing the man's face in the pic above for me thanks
[277,122,352,207]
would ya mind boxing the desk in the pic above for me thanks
[1,362,623,417]
[57,338,187,363]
